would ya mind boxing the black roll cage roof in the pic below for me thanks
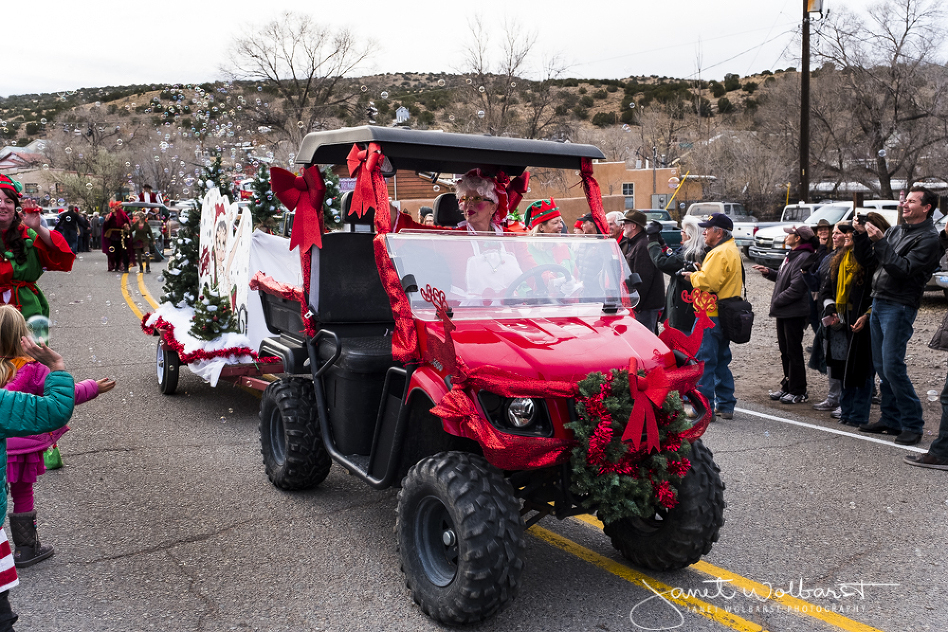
[295,126,605,175]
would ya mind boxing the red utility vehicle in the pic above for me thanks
[254,127,725,625]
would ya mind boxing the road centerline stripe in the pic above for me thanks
[136,272,159,310]
[121,273,144,321]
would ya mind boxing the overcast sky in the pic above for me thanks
[6,0,873,97]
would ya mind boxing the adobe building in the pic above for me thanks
[372,161,706,226]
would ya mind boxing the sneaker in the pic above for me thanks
[903,452,948,470]
[769,389,788,401]
[780,392,808,404]
[812,399,839,411]
[831,407,842,419]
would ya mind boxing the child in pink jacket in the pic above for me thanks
[5,359,114,568]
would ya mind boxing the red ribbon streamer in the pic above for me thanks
[623,358,671,453]
[579,157,609,236]
[506,172,530,215]
[141,315,279,365]
[347,143,384,219]
[270,166,327,252]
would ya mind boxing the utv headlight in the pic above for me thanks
[506,398,535,428]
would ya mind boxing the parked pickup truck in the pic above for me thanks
[642,209,682,248]
[748,200,900,267]
[753,202,834,232]
[682,201,758,255]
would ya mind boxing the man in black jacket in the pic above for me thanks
[853,186,941,445]
[619,210,664,333]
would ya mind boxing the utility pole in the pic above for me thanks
[799,0,811,204]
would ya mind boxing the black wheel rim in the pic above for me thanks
[414,495,459,587]
[269,408,287,466]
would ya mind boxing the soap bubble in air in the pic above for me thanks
[26,315,50,346]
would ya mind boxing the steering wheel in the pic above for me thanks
[503,263,573,302]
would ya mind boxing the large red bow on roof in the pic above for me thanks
[270,165,326,251]
[622,357,671,453]
[347,142,383,218]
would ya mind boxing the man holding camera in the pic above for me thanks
[853,187,941,445]
[619,210,665,333]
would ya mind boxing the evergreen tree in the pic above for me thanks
[197,151,227,199]
[189,285,237,340]
[160,204,201,308]
[322,167,342,229]
[248,163,279,229]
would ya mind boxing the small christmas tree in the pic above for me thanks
[322,167,342,229]
[189,285,237,340]
[248,163,279,229]
[197,151,227,199]
[160,203,202,308]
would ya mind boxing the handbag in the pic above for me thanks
[717,267,754,344]
[43,444,63,470]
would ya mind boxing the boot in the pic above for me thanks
[9,511,54,568]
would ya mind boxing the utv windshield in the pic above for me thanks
[385,232,633,320]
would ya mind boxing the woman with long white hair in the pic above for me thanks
[648,221,705,332]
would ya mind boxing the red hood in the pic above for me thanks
[447,314,671,383]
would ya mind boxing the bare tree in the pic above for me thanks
[53,148,129,213]
[458,16,534,136]
[813,0,948,197]
[522,54,571,139]
[224,12,376,146]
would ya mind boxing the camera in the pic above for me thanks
[678,261,698,276]
[854,214,867,225]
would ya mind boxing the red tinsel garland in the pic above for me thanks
[141,314,279,365]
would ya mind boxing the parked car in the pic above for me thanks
[641,209,682,248]
[682,201,758,255]
[749,200,900,267]
[754,201,834,232]
[927,214,948,299]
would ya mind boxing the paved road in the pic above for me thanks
[8,251,945,631]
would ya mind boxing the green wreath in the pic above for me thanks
[564,368,694,524]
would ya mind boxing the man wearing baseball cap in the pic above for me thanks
[752,225,819,404]
[682,213,743,420]
[619,210,664,333]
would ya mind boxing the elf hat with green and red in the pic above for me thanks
[524,198,561,228]
[0,174,22,198]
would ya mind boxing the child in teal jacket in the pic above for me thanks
[0,305,75,631]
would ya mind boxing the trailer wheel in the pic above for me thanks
[602,439,725,571]
[397,451,524,625]
[156,344,179,395]
[259,378,331,490]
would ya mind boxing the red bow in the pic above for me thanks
[506,172,530,215]
[270,166,326,251]
[622,358,671,453]
[347,143,383,218]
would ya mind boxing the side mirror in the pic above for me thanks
[400,273,418,294]
[625,273,642,292]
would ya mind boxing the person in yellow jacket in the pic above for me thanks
[682,213,743,420]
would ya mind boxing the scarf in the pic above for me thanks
[835,249,858,313]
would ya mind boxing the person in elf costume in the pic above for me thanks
[102,201,130,273]
[523,199,575,272]
[0,176,75,320]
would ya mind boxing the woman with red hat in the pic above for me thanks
[0,175,75,320]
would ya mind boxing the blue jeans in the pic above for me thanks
[870,298,922,432]
[695,316,736,414]
[839,376,872,425]
[931,371,948,459]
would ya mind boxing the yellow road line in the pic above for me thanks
[529,525,766,632]
[572,514,886,632]
[136,272,159,310]
[121,273,144,321]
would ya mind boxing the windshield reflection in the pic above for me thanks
[386,232,632,319]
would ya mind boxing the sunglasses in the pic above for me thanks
[457,195,492,205]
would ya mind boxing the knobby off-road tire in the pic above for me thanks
[156,345,179,395]
[259,378,331,490]
[396,451,525,625]
[602,439,725,571]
